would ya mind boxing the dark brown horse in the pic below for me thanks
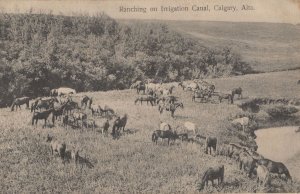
[32,109,53,127]
[232,87,243,99]
[81,95,93,109]
[256,158,292,181]
[112,114,128,137]
[216,92,233,104]
[52,101,69,125]
[152,129,178,145]
[199,165,224,190]
[11,97,30,111]
[205,136,217,155]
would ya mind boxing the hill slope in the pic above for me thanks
[164,21,300,72]
[0,70,299,193]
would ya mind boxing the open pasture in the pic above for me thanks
[0,70,299,193]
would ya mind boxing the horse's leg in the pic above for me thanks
[211,179,214,186]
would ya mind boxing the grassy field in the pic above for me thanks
[164,21,300,73]
[0,70,300,193]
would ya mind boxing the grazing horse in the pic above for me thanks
[11,97,30,111]
[112,114,128,137]
[199,165,224,190]
[238,151,256,177]
[81,95,93,109]
[205,136,217,155]
[90,104,115,117]
[216,92,233,104]
[32,109,53,127]
[256,164,270,186]
[159,102,184,117]
[231,117,249,132]
[31,97,58,112]
[232,87,243,99]
[130,81,146,94]
[152,129,178,145]
[46,134,66,161]
[134,95,157,106]
[256,159,292,181]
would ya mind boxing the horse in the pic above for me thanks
[256,164,270,186]
[217,144,232,160]
[31,97,58,112]
[256,159,292,181]
[198,165,224,190]
[52,101,69,125]
[195,80,215,93]
[95,118,110,136]
[81,95,93,109]
[72,112,87,129]
[112,114,128,137]
[192,89,212,103]
[64,100,79,115]
[216,92,233,104]
[134,95,157,106]
[57,87,76,96]
[238,151,256,177]
[46,134,66,162]
[183,121,197,134]
[32,109,53,127]
[158,102,184,117]
[11,97,30,111]
[90,104,115,117]
[232,87,243,99]
[130,81,146,94]
[205,136,217,155]
[152,129,178,145]
[231,117,249,132]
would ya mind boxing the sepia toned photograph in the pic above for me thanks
[0,0,299,193]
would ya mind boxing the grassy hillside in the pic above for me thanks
[0,70,300,193]
[163,21,300,72]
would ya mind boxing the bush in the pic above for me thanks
[265,105,298,119]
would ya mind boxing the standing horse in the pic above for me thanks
[151,129,178,145]
[204,136,217,155]
[216,92,233,104]
[31,97,58,112]
[112,114,128,137]
[11,97,30,111]
[134,95,157,106]
[159,102,184,117]
[198,165,224,190]
[32,109,53,127]
[81,95,93,109]
[232,87,243,99]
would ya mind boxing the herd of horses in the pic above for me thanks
[6,80,293,191]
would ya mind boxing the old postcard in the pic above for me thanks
[0,0,299,193]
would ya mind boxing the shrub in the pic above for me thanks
[265,105,298,119]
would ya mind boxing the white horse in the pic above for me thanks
[57,87,76,96]
[231,117,249,132]
[184,121,197,134]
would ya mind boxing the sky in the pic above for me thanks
[0,0,300,24]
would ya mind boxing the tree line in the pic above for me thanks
[0,12,252,107]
